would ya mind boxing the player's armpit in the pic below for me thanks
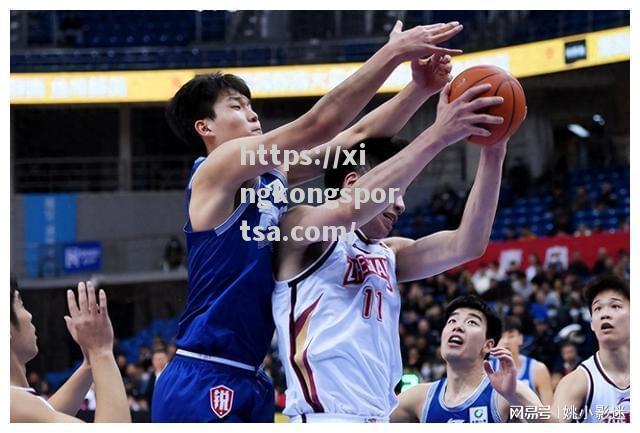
[551,368,589,423]
[10,388,84,423]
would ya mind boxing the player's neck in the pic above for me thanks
[9,354,29,388]
[445,361,485,397]
[598,346,630,379]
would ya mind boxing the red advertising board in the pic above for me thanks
[459,232,629,274]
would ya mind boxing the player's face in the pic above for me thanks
[10,290,38,363]
[590,290,630,347]
[360,195,405,240]
[210,90,261,145]
[497,329,522,354]
[441,308,493,363]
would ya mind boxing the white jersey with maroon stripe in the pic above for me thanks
[578,352,630,423]
[273,230,401,419]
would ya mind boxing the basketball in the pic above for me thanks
[449,65,527,146]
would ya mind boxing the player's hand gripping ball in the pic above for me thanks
[449,65,527,145]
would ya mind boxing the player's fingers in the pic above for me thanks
[430,46,464,56]
[430,24,463,44]
[483,360,494,375]
[468,114,504,125]
[391,20,403,34]
[429,21,459,35]
[458,83,492,102]
[441,54,452,63]
[87,281,96,315]
[465,95,504,111]
[67,289,79,317]
[439,82,452,105]
[77,282,88,314]
[468,127,491,137]
[422,23,446,31]
[99,289,108,316]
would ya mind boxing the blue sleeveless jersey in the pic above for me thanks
[175,158,288,367]
[421,376,502,423]
[490,355,536,394]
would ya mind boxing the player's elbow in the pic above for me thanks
[453,231,487,262]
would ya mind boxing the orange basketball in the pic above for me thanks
[449,65,527,146]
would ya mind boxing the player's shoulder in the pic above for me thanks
[557,367,589,393]
[532,358,551,374]
[10,387,79,422]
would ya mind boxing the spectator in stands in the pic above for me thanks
[429,182,462,228]
[162,236,185,271]
[551,341,582,389]
[567,251,590,280]
[592,247,610,275]
[618,216,630,232]
[614,249,630,280]
[471,263,493,295]
[145,347,169,413]
[573,222,592,237]
[503,226,517,241]
[528,319,556,370]
[11,278,130,422]
[595,181,617,209]
[525,254,541,282]
[519,226,536,240]
[509,293,535,336]
[507,156,531,197]
[571,186,592,212]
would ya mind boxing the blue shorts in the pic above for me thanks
[151,353,275,422]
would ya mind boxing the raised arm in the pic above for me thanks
[190,22,464,230]
[287,54,454,186]
[66,282,131,422]
[46,361,93,416]
[388,135,507,283]
[279,83,503,246]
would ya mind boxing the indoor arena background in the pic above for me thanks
[9,10,630,422]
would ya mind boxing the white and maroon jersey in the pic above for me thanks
[273,230,401,419]
[578,352,630,423]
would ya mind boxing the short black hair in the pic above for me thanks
[324,137,409,190]
[445,295,503,346]
[10,275,18,327]
[583,274,630,312]
[502,316,522,334]
[166,72,251,150]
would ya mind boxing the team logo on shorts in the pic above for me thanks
[210,385,234,419]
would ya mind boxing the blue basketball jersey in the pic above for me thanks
[490,355,536,394]
[175,158,288,367]
[420,376,502,423]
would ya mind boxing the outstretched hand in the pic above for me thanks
[387,20,464,62]
[484,347,517,399]
[65,281,114,360]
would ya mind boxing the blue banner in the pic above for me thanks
[24,194,77,277]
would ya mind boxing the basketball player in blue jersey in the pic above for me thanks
[392,296,544,422]
[551,276,629,423]
[151,20,466,422]
[493,316,553,405]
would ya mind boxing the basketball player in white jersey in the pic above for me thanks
[10,277,130,422]
[273,77,509,421]
[392,296,545,422]
[551,275,630,423]
[495,316,554,405]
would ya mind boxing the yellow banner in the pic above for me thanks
[10,26,629,105]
